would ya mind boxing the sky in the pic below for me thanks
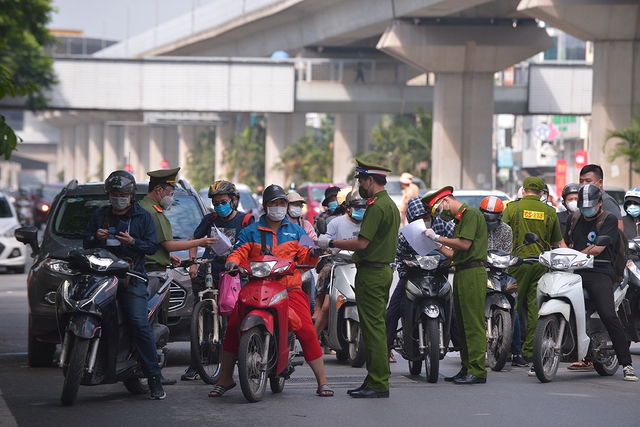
[49,0,216,41]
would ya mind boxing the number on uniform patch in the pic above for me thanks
[523,210,544,220]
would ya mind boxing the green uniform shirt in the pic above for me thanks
[353,190,400,264]
[503,195,562,257]
[451,204,487,265]
[139,196,172,266]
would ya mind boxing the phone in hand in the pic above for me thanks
[117,220,128,235]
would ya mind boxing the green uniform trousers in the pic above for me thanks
[510,263,546,357]
[354,265,393,391]
[453,266,488,378]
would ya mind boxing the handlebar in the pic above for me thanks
[171,258,216,269]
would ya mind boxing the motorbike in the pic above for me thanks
[317,251,365,367]
[55,248,172,406]
[393,251,452,383]
[622,237,640,342]
[232,254,308,403]
[525,233,630,382]
[484,249,520,371]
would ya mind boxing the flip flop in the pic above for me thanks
[208,382,236,397]
[316,384,334,397]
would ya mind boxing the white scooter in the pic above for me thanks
[524,233,629,383]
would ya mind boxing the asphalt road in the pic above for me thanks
[1,269,640,427]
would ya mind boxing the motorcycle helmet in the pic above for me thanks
[208,180,239,199]
[577,184,602,208]
[406,197,428,223]
[479,196,504,224]
[262,184,288,205]
[624,188,640,211]
[104,170,136,194]
[561,183,580,209]
[349,196,368,210]
[336,187,352,207]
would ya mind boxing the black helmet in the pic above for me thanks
[105,170,136,194]
[577,184,601,208]
[561,182,580,209]
[208,180,239,199]
[262,184,287,204]
[348,192,367,209]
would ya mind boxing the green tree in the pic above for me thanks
[225,117,266,190]
[359,107,432,186]
[0,0,57,159]
[277,115,334,186]
[605,114,640,180]
[186,127,216,190]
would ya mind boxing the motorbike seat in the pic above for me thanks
[146,275,162,299]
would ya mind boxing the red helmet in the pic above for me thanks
[479,196,504,223]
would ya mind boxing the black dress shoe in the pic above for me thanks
[350,387,389,398]
[444,372,465,382]
[347,384,366,395]
[453,374,486,385]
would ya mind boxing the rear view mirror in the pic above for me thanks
[15,226,40,256]
[524,233,540,244]
[594,235,612,247]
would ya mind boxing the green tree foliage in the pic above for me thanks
[277,115,334,186]
[225,117,266,190]
[186,127,216,191]
[606,114,640,174]
[359,107,432,186]
[0,0,56,159]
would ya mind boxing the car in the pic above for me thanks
[452,189,511,209]
[199,184,263,221]
[384,175,429,208]
[16,178,207,367]
[604,186,626,207]
[296,182,347,224]
[32,183,65,228]
[0,192,26,273]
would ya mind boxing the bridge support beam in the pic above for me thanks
[518,0,640,187]
[333,114,382,184]
[265,113,306,187]
[378,19,553,189]
[88,123,104,181]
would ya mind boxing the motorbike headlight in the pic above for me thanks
[269,289,288,306]
[416,255,440,271]
[486,278,494,290]
[87,255,114,271]
[424,303,440,319]
[61,279,72,304]
[46,259,77,275]
[486,252,510,269]
[628,260,640,280]
[549,253,576,269]
[250,261,277,278]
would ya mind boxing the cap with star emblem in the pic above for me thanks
[148,167,180,189]
[354,158,392,178]
[421,186,454,215]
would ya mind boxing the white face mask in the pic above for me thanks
[160,195,174,208]
[267,206,287,222]
[566,201,578,213]
[110,195,131,211]
[288,205,302,218]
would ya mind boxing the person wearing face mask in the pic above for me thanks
[385,197,454,363]
[579,164,624,230]
[623,188,640,239]
[314,186,341,235]
[315,159,400,398]
[286,192,317,239]
[210,184,334,397]
[557,183,580,235]
[563,184,637,381]
[503,176,562,373]
[84,170,168,400]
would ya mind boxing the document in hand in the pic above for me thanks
[401,220,438,256]
[211,225,233,256]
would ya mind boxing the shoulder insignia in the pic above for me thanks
[366,197,378,206]
[153,205,164,213]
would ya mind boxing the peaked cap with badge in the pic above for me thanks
[148,167,180,189]
[421,186,454,215]
[354,158,392,178]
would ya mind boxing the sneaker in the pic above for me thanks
[623,365,638,382]
[148,375,166,400]
[511,354,529,367]
[181,367,199,381]
[527,367,536,377]
[523,356,534,364]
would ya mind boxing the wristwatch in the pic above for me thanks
[329,239,335,248]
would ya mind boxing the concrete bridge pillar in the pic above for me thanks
[88,123,104,181]
[215,118,234,181]
[333,114,383,184]
[378,19,553,189]
[177,125,208,182]
[74,125,89,182]
[59,127,74,182]
[103,125,120,179]
[265,113,306,187]
[123,124,145,181]
[518,0,640,188]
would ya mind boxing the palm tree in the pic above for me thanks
[605,114,640,185]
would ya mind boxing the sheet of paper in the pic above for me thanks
[211,225,233,256]
[401,220,438,256]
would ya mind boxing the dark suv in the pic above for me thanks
[17,179,206,367]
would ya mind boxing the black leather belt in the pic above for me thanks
[356,261,387,268]
[453,261,484,272]
[146,264,167,272]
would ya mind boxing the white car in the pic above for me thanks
[452,189,511,209]
[0,193,26,273]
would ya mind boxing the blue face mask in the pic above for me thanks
[214,202,233,217]
[328,201,338,213]
[580,207,597,218]
[627,205,640,218]
[351,208,365,221]
[486,221,499,231]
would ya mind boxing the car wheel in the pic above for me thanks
[28,316,56,367]
[11,266,25,274]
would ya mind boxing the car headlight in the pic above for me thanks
[2,225,18,238]
[45,259,78,275]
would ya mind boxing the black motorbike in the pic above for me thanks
[621,237,640,342]
[484,249,520,371]
[55,248,171,406]
[393,252,452,383]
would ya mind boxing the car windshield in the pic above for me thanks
[41,186,63,199]
[164,194,203,239]
[0,198,12,218]
[238,191,256,209]
[455,195,510,209]
[310,187,327,202]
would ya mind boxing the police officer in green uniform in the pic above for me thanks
[422,186,488,384]
[315,158,400,398]
[503,176,562,367]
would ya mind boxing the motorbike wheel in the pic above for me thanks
[424,318,440,383]
[60,336,89,406]
[190,300,224,385]
[594,354,619,376]
[487,308,513,372]
[408,359,422,375]
[270,333,295,394]
[238,326,268,403]
[124,377,149,394]
[533,315,561,383]
[335,351,348,361]
[348,322,366,368]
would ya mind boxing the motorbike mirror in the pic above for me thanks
[107,260,130,278]
[593,235,612,247]
[15,226,40,255]
[524,233,540,244]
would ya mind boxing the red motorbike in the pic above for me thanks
[233,254,309,402]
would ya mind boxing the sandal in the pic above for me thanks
[316,384,334,397]
[208,382,236,397]
[567,361,594,371]
[389,350,396,363]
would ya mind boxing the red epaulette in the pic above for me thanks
[153,205,164,213]
[366,197,378,206]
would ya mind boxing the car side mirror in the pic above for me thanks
[15,226,40,256]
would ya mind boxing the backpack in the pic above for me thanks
[566,210,628,283]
